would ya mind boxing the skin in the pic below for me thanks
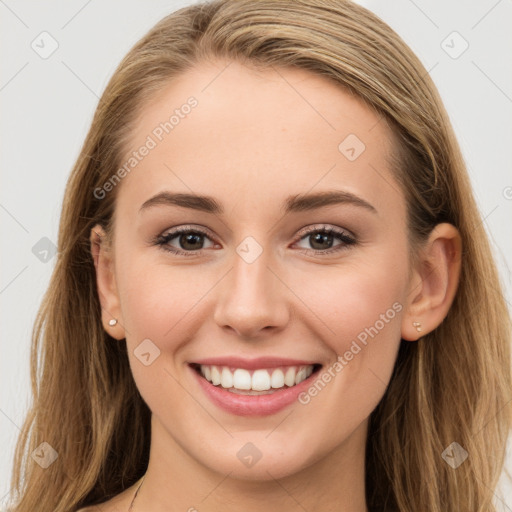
[87,59,461,512]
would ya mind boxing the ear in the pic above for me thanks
[401,223,462,341]
[90,224,126,340]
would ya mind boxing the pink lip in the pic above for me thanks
[188,363,321,417]
[190,356,319,370]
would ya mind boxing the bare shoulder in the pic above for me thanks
[75,490,133,512]
[75,477,141,512]
[75,503,120,512]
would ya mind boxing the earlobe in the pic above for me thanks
[401,223,462,341]
[89,224,126,340]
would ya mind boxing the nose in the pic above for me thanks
[213,244,290,340]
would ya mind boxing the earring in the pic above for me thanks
[108,319,118,326]
[412,321,422,333]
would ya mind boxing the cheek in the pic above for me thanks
[288,271,404,444]
[114,259,204,411]
[298,258,406,347]
[292,255,406,403]
[117,260,206,342]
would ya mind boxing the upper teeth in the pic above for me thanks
[199,365,314,391]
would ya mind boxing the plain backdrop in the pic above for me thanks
[1,0,511,509]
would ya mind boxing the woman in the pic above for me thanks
[6,1,511,511]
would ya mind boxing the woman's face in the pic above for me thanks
[102,59,415,481]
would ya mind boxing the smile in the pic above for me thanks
[192,363,320,393]
[188,361,323,416]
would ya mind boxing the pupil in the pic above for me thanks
[310,232,332,250]
[181,233,203,250]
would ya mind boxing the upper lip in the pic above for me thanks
[190,356,321,370]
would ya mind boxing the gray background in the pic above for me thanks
[1,0,511,509]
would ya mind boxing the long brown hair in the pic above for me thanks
[7,1,511,511]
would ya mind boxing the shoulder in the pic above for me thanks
[75,501,118,511]
[77,506,113,511]
[75,476,142,511]
[75,503,118,512]
[75,488,135,511]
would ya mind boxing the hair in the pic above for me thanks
[7,1,511,511]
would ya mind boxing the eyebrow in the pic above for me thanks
[139,190,377,215]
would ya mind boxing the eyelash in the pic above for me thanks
[153,224,357,257]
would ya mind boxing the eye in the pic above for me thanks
[152,223,357,257]
[154,225,216,256]
[293,224,356,255]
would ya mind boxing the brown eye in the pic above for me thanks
[155,226,215,255]
[176,232,205,250]
[295,226,356,255]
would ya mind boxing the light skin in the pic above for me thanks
[85,59,461,512]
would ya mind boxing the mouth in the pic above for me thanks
[189,362,323,396]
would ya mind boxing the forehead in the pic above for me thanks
[115,58,403,220]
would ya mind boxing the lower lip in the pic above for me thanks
[189,365,320,417]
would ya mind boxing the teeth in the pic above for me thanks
[295,367,307,385]
[198,364,315,391]
[211,366,221,386]
[221,367,233,388]
[233,369,252,390]
[252,369,271,391]
[271,369,285,388]
[284,367,296,386]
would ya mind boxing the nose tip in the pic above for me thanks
[220,311,282,340]
[212,254,289,339]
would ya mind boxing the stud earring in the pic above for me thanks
[412,321,422,333]
[108,319,118,326]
